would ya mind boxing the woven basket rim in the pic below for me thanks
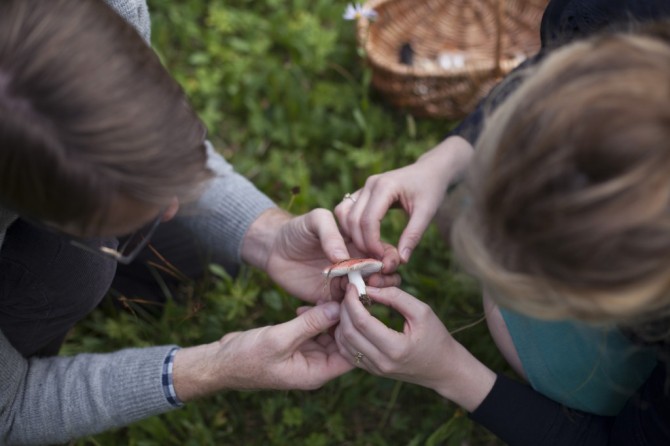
[354,0,547,118]
[357,0,542,78]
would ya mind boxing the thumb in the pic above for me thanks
[398,210,433,262]
[280,301,341,349]
[365,286,424,324]
[309,209,350,261]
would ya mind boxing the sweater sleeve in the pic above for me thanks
[469,362,670,446]
[174,142,276,270]
[102,0,151,43]
[0,330,178,445]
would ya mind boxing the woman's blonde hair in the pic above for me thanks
[452,22,670,326]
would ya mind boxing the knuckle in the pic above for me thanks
[346,212,358,228]
[377,359,395,375]
[365,174,381,187]
[350,312,369,331]
[416,301,433,319]
[387,349,403,363]
[303,312,324,334]
[340,324,358,341]
[387,343,410,363]
[312,207,332,220]
[374,176,392,188]
[402,230,422,244]
[361,216,378,231]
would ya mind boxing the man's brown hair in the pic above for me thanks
[0,0,212,229]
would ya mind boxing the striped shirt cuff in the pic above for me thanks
[162,347,183,407]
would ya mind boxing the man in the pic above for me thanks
[0,0,399,443]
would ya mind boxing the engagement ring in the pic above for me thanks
[343,193,357,203]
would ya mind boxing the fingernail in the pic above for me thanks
[366,286,380,293]
[333,252,349,262]
[331,248,351,260]
[401,248,412,262]
[323,302,340,320]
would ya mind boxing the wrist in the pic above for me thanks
[431,341,497,412]
[162,347,183,407]
[241,207,292,270]
[417,136,474,184]
[172,342,222,402]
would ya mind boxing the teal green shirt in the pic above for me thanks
[500,309,657,415]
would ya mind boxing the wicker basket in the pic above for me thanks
[357,0,549,119]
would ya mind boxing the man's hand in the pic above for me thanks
[242,207,400,303]
[172,302,353,401]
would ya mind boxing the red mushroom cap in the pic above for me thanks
[323,258,383,277]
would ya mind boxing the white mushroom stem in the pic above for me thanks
[347,271,367,297]
[322,258,382,306]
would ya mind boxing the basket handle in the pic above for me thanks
[494,0,505,76]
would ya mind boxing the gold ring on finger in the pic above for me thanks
[343,193,357,203]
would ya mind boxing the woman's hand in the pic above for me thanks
[334,285,496,411]
[334,136,474,263]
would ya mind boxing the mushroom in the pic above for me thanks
[323,258,383,306]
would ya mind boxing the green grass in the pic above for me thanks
[64,0,509,444]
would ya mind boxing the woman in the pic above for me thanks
[334,11,670,446]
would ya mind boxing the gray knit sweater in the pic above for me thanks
[0,1,275,443]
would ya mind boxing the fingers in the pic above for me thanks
[353,187,396,258]
[288,304,356,383]
[295,305,311,316]
[397,206,435,263]
[313,332,337,350]
[335,172,425,263]
[334,156,461,264]
[334,287,381,369]
[379,243,401,273]
[364,286,430,327]
[330,271,401,298]
[336,307,380,370]
[305,208,350,262]
[337,285,405,352]
[328,276,346,301]
[277,301,341,350]
[341,285,429,347]
[335,186,386,259]
[365,271,401,289]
